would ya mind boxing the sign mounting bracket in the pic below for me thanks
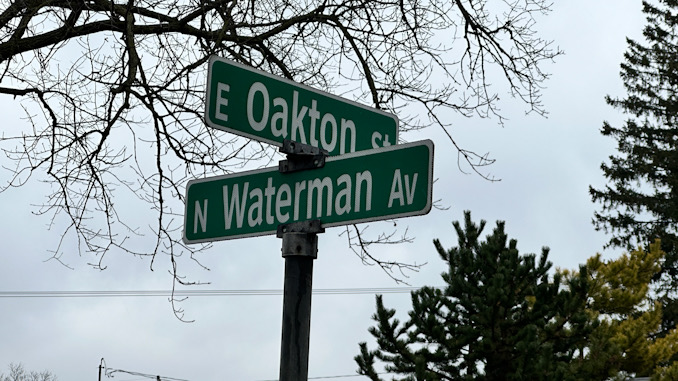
[278,139,328,173]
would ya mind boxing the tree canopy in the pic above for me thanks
[356,215,678,380]
[0,0,561,292]
[568,242,678,380]
[355,212,593,380]
[590,0,678,269]
[589,0,678,340]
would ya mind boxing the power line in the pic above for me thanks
[0,287,432,298]
[105,367,188,381]
[309,375,364,379]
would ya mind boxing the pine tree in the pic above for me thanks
[355,212,594,380]
[589,0,678,340]
[590,0,678,274]
[570,242,678,380]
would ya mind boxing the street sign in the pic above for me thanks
[205,56,399,156]
[183,140,433,243]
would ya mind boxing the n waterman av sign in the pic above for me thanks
[183,140,433,243]
[205,56,399,156]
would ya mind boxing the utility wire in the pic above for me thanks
[0,287,435,298]
[105,368,188,381]
[104,363,390,381]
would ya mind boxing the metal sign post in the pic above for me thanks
[276,142,327,381]
[277,220,323,381]
[183,139,434,380]
[183,57,435,381]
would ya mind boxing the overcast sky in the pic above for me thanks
[0,1,648,380]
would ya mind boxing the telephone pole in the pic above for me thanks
[98,358,105,381]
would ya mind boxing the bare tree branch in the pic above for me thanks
[0,0,561,318]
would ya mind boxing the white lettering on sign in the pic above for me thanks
[354,171,372,212]
[247,82,269,132]
[220,171,374,230]
[341,119,356,154]
[335,174,352,215]
[247,187,263,227]
[194,199,208,234]
[296,95,311,145]
[320,114,337,153]
[276,184,292,223]
[271,98,288,138]
[371,132,393,148]
[307,177,333,219]
[265,177,276,224]
[215,83,230,123]
[388,169,418,208]
[223,183,249,229]
[215,80,361,154]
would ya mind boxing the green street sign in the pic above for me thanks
[183,140,433,243]
[205,56,399,156]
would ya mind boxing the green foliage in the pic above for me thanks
[590,0,678,342]
[586,245,661,315]
[355,212,594,380]
[567,242,678,380]
[356,214,678,380]
[590,0,678,270]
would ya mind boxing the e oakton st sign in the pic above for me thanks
[205,56,399,156]
[183,140,433,243]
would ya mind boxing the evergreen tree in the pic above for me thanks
[589,0,678,339]
[355,212,594,380]
[590,0,678,275]
[569,242,678,380]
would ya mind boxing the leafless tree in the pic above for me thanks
[0,0,561,318]
[0,363,58,381]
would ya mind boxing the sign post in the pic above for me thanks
[276,143,326,381]
[277,220,323,381]
[186,57,434,381]
[183,140,433,380]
